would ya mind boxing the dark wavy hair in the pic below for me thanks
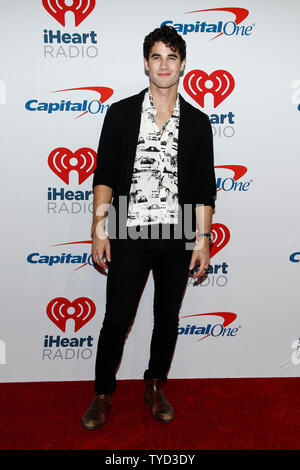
[143,25,186,62]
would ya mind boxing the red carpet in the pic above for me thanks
[0,378,299,450]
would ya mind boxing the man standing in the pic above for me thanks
[82,26,216,430]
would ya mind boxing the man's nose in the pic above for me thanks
[160,58,168,69]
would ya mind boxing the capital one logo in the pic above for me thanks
[42,0,96,26]
[46,297,96,332]
[183,69,235,108]
[161,7,253,40]
[25,86,114,118]
[289,252,300,263]
[215,165,252,192]
[179,312,238,341]
[48,147,96,184]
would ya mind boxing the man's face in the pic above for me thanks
[144,41,185,90]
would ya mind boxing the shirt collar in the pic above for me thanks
[142,88,180,117]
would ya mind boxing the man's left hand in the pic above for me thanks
[189,239,211,279]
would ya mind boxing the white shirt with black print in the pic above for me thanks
[127,89,179,227]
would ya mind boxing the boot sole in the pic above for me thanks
[82,420,105,430]
[144,397,174,422]
[82,404,111,430]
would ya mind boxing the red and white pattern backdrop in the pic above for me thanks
[0,0,299,382]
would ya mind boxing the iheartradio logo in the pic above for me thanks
[183,69,235,108]
[42,0,96,27]
[46,297,96,332]
[196,223,230,257]
[210,223,230,258]
[48,147,96,184]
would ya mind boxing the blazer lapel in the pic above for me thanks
[125,88,147,193]
[177,94,190,205]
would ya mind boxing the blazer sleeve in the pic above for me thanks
[92,103,119,191]
[193,114,216,209]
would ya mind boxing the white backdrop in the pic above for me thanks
[0,0,299,383]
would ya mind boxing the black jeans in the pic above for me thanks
[94,235,192,394]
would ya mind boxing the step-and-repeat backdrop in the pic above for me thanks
[1,0,299,383]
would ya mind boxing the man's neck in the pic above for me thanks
[149,83,178,114]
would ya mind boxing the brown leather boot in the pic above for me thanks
[144,378,174,422]
[82,393,112,430]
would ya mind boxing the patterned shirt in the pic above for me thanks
[127,89,179,227]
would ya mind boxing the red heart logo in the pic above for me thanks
[46,297,96,332]
[183,69,235,108]
[42,0,96,27]
[48,147,96,184]
[210,223,230,258]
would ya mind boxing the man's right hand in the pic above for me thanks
[92,234,111,270]
[91,185,113,270]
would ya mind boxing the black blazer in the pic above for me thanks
[93,88,216,237]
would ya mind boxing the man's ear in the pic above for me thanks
[180,59,186,73]
[144,57,149,72]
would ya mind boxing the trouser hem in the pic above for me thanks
[143,370,168,382]
[94,381,116,395]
